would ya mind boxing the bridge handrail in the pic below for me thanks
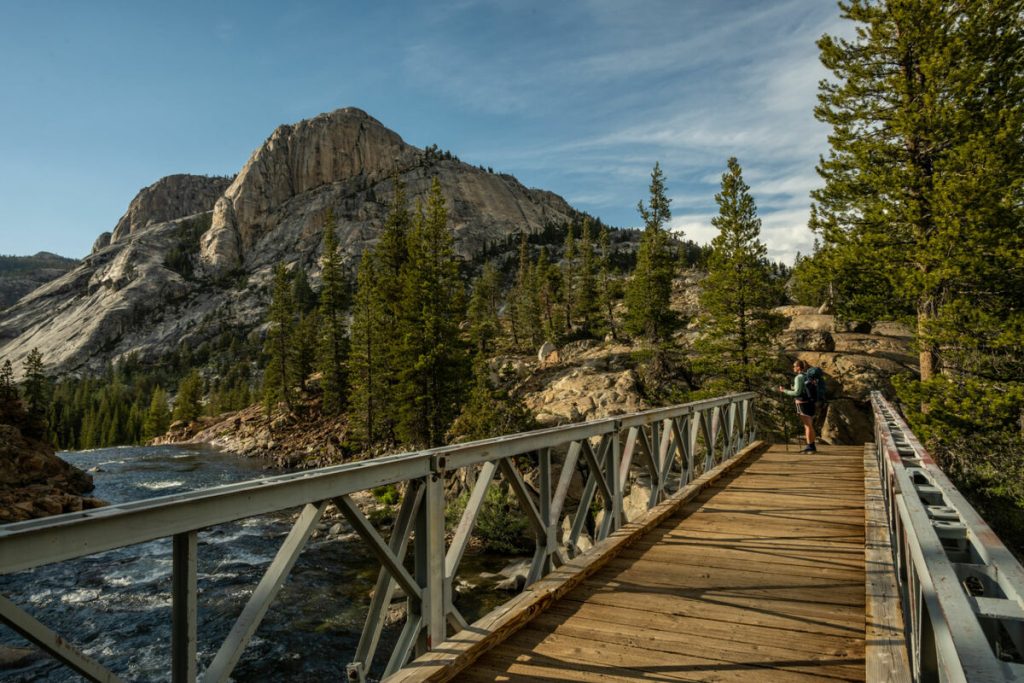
[0,391,757,682]
[870,391,1024,682]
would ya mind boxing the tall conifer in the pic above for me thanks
[576,218,598,335]
[625,162,676,341]
[468,262,503,355]
[813,0,1024,437]
[695,158,785,394]
[597,226,619,340]
[173,370,203,423]
[348,249,387,447]
[21,348,50,437]
[562,225,576,332]
[263,263,296,412]
[396,178,469,447]
[317,212,348,414]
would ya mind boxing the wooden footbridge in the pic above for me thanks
[1,393,1022,682]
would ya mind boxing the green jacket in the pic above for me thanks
[782,373,807,399]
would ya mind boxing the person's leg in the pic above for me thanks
[798,414,815,452]
[804,414,816,446]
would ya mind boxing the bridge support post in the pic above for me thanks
[171,531,197,683]
[610,422,623,529]
[424,463,446,651]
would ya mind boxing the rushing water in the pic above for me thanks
[0,445,510,682]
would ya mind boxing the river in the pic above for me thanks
[0,445,509,682]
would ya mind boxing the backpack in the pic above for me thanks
[803,367,827,404]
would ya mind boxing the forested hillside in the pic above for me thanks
[0,252,77,309]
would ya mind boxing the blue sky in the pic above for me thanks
[0,1,844,262]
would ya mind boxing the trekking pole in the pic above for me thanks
[782,404,789,452]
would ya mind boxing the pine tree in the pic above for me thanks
[562,224,576,333]
[317,212,348,414]
[347,180,411,447]
[694,158,786,395]
[21,348,51,438]
[291,266,318,315]
[625,162,676,341]
[291,312,318,393]
[576,217,598,336]
[396,178,469,447]
[534,247,560,342]
[597,226,619,340]
[468,262,503,355]
[173,370,203,423]
[0,359,21,426]
[813,0,1024,437]
[263,262,296,412]
[348,249,388,447]
[143,387,172,440]
[509,233,541,351]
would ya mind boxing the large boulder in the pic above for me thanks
[819,398,877,446]
[779,329,835,352]
[526,367,644,427]
[776,307,918,446]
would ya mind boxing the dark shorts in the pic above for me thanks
[796,401,815,417]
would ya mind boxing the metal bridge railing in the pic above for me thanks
[0,392,756,682]
[871,391,1024,682]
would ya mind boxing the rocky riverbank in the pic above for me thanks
[0,423,105,523]
[153,398,350,469]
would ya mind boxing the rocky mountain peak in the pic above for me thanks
[110,174,234,245]
[201,108,419,273]
[0,107,577,376]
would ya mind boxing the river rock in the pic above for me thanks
[0,423,105,523]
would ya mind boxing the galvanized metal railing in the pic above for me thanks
[871,391,1024,682]
[0,392,756,682]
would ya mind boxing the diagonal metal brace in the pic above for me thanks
[0,594,125,682]
[334,495,423,603]
[204,500,328,682]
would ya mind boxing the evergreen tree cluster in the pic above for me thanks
[802,0,1024,546]
[348,178,471,449]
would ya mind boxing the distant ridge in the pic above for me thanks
[0,252,79,311]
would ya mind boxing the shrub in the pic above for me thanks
[447,482,532,555]
[371,484,400,506]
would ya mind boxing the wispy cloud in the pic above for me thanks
[404,1,846,262]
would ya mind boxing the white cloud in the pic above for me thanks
[400,0,843,261]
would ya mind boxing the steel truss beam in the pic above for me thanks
[0,393,758,682]
[871,392,1024,682]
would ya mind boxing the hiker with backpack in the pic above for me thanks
[778,359,823,453]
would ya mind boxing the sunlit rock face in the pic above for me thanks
[0,107,576,376]
[110,174,233,244]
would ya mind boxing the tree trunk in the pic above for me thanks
[917,302,937,382]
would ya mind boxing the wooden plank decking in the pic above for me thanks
[458,444,868,682]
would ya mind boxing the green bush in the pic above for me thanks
[446,483,532,555]
[371,484,400,506]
